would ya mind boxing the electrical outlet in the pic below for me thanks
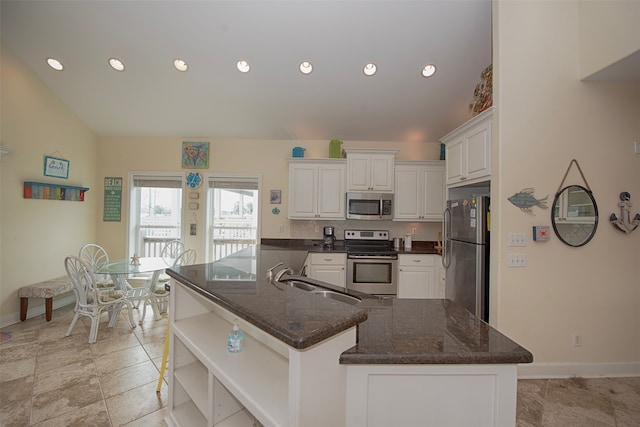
[635,141,640,154]
[573,333,583,347]
[279,225,284,233]
[314,225,319,233]
[507,254,526,267]
[412,227,417,235]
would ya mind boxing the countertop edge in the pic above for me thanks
[166,268,368,350]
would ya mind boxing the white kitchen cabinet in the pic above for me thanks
[305,252,347,288]
[397,254,438,299]
[440,107,493,187]
[344,149,398,192]
[394,161,445,221]
[288,159,346,219]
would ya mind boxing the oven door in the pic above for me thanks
[346,255,398,295]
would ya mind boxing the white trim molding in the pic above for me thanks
[518,362,640,379]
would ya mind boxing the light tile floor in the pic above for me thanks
[1,304,639,426]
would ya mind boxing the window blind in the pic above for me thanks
[133,176,182,188]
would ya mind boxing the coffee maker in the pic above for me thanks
[323,226,336,247]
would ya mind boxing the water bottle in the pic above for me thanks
[227,321,244,353]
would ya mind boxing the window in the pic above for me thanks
[129,174,183,257]
[207,176,260,261]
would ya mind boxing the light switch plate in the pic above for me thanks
[508,233,526,247]
[508,254,526,267]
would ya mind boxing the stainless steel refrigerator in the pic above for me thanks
[443,196,490,322]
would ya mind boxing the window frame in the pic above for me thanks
[205,173,262,262]
[127,171,185,258]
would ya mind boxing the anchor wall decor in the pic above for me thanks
[609,192,640,234]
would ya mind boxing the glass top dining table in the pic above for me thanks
[95,257,175,290]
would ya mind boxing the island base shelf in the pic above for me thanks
[168,281,357,427]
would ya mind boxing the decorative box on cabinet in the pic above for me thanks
[440,107,493,187]
[397,255,438,299]
[394,161,444,221]
[344,148,398,192]
[288,159,346,219]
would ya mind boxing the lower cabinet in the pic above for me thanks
[346,364,518,427]
[168,282,356,427]
[397,255,440,299]
[305,253,347,288]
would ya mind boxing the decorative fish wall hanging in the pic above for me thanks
[508,188,548,213]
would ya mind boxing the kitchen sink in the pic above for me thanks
[311,290,361,305]
[282,279,361,305]
[285,280,317,291]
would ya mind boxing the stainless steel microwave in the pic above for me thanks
[346,192,393,220]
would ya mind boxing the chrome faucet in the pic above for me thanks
[274,266,294,283]
[266,262,284,283]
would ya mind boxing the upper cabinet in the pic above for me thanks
[344,149,398,192]
[440,107,493,188]
[288,159,346,220]
[394,161,444,222]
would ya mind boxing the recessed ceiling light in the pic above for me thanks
[173,58,188,72]
[46,57,64,71]
[299,61,313,75]
[422,64,436,77]
[363,63,377,76]
[108,58,125,71]
[236,60,250,73]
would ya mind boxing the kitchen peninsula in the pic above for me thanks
[166,244,532,427]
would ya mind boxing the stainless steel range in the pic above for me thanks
[344,229,398,295]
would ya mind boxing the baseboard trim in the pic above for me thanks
[0,294,76,328]
[518,362,640,379]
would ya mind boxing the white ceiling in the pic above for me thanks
[1,0,494,143]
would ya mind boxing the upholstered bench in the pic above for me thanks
[19,276,73,322]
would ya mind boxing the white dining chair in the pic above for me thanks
[160,239,184,259]
[78,243,114,288]
[150,248,197,316]
[64,256,136,343]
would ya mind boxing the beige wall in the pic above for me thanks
[578,0,640,79]
[493,0,640,375]
[0,45,98,325]
[96,137,442,260]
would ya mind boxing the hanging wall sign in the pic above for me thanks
[103,177,122,222]
[44,155,69,179]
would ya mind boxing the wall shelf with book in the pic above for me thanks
[23,181,89,202]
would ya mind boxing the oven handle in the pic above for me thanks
[348,254,398,260]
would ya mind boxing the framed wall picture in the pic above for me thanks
[270,190,282,204]
[182,141,210,169]
[44,156,69,179]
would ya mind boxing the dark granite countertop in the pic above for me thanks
[261,238,442,255]
[341,298,533,364]
[168,244,532,365]
[166,245,367,350]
